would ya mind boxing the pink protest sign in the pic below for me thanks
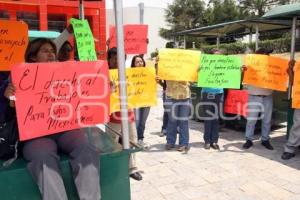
[224,89,248,117]
[109,24,148,54]
[11,61,110,141]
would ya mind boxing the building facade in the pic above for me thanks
[0,0,106,58]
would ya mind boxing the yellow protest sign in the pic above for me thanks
[292,62,300,109]
[0,20,28,71]
[243,54,289,91]
[157,48,200,82]
[110,67,157,113]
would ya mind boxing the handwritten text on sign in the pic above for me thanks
[71,18,97,61]
[158,48,200,82]
[198,54,241,89]
[0,20,28,71]
[110,67,157,113]
[243,54,289,91]
[11,61,110,141]
[109,25,148,54]
[224,89,248,117]
[292,62,300,108]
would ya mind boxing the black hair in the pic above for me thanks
[130,55,146,67]
[25,38,57,63]
[107,47,117,61]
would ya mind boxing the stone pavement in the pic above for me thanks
[130,96,300,200]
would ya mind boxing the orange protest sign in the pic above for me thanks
[109,24,148,54]
[11,61,110,141]
[292,62,300,108]
[0,20,28,71]
[224,89,248,117]
[243,54,289,91]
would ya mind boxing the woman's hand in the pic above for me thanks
[4,83,15,99]
[110,81,117,93]
[4,83,16,107]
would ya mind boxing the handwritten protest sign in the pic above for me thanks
[109,25,148,54]
[70,18,97,61]
[0,20,28,71]
[243,54,289,91]
[292,62,300,108]
[158,48,200,82]
[224,89,248,117]
[110,67,157,113]
[198,54,241,89]
[11,61,109,141]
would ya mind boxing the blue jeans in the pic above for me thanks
[201,92,223,144]
[245,95,273,141]
[165,97,191,147]
[134,107,151,140]
[161,91,168,133]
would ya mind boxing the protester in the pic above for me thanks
[159,80,168,137]
[242,48,274,150]
[105,47,143,181]
[200,49,224,150]
[4,38,101,200]
[164,79,191,152]
[131,55,150,149]
[282,60,299,160]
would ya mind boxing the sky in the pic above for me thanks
[105,0,175,9]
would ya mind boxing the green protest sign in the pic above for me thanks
[198,54,241,89]
[70,18,97,61]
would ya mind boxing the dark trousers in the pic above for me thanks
[202,92,223,144]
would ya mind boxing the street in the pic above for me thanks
[131,92,300,200]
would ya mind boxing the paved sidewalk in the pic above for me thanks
[131,97,300,200]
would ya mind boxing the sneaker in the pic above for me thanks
[281,152,295,160]
[159,131,166,137]
[261,140,274,150]
[138,140,150,150]
[204,143,210,150]
[243,140,253,149]
[165,144,175,150]
[210,143,220,150]
[176,146,187,152]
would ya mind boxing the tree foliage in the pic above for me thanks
[159,0,300,45]
[237,0,298,17]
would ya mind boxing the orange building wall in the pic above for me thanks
[0,0,107,59]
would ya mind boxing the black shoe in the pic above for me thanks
[261,140,274,150]
[281,152,295,160]
[210,143,220,150]
[243,140,253,149]
[130,172,143,181]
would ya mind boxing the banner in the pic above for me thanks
[292,62,300,108]
[109,25,148,54]
[11,61,109,141]
[224,89,248,117]
[157,48,200,81]
[70,18,97,61]
[110,67,157,113]
[243,54,289,91]
[198,54,241,89]
[0,20,28,71]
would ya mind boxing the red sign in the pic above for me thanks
[224,89,248,117]
[109,24,148,54]
[11,61,110,141]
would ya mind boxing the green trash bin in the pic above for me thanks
[0,127,132,200]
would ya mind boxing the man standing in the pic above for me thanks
[243,48,274,150]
